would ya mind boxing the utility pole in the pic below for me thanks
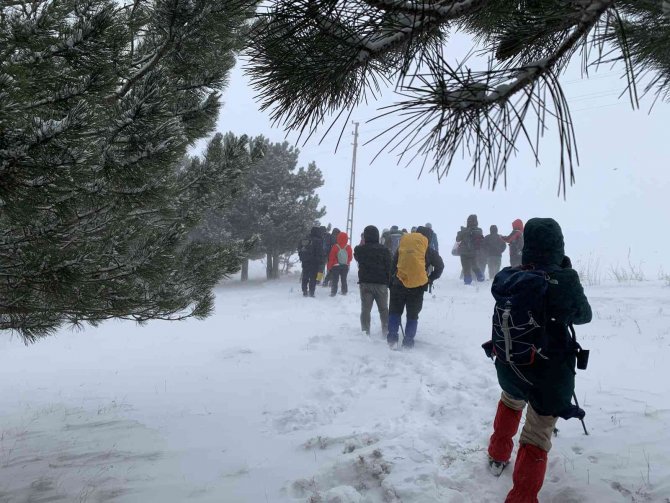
[346,121,359,240]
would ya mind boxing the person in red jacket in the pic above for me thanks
[502,219,524,267]
[327,231,353,296]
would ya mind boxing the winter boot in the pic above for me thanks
[387,313,401,345]
[463,273,473,285]
[488,401,523,468]
[402,319,418,348]
[505,444,548,503]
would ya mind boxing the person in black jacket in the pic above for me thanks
[354,225,392,335]
[456,214,485,285]
[482,225,507,279]
[322,227,340,287]
[298,226,325,297]
[486,218,592,502]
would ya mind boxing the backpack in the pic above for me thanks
[489,267,553,369]
[396,233,428,288]
[336,245,348,266]
[386,233,401,255]
[298,237,311,262]
[459,227,483,255]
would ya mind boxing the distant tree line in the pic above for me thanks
[192,137,326,281]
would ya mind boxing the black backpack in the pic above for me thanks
[298,237,311,262]
[459,227,482,254]
[488,266,553,369]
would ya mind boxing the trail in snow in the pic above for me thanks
[0,270,669,502]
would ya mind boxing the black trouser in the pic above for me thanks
[487,255,502,279]
[301,263,319,295]
[389,283,425,320]
[330,264,349,295]
[460,255,483,284]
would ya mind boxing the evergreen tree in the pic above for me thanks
[247,1,669,193]
[224,138,326,280]
[0,0,257,341]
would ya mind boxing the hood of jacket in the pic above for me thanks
[467,214,478,227]
[512,219,524,232]
[490,225,498,234]
[336,231,349,247]
[363,225,380,244]
[522,218,565,266]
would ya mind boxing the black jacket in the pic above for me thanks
[354,225,392,285]
[354,243,392,285]
[522,218,591,352]
[299,227,325,266]
[483,232,506,257]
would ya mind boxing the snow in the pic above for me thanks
[1,263,669,502]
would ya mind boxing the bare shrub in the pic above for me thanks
[609,250,646,283]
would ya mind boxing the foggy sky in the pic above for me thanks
[205,50,669,278]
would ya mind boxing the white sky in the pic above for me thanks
[205,42,669,277]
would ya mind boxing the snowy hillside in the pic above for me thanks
[1,267,669,502]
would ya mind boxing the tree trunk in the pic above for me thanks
[266,252,273,280]
[241,259,249,282]
[271,252,281,279]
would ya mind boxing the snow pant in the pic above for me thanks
[489,391,557,458]
[330,265,349,295]
[510,252,522,268]
[487,255,502,279]
[460,255,484,284]
[359,283,389,334]
[387,283,425,346]
[301,263,319,296]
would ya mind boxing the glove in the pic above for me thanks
[558,404,585,421]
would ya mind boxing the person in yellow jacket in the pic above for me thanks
[388,226,444,348]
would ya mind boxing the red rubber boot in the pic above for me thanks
[488,400,523,464]
[505,443,548,503]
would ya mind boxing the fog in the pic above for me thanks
[209,52,669,277]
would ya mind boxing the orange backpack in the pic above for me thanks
[396,233,429,288]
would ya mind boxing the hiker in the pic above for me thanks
[385,225,403,256]
[354,225,392,335]
[503,219,524,267]
[327,230,353,296]
[485,218,592,502]
[380,228,390,247]
[387,226,444,349]
[298,226,326,297]
[322,227,340,287]
[425,222,439,252]
[483,225,507,279]
[456,214,485,284]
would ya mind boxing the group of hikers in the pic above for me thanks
[454,215,525,284]
[297,216,592,503]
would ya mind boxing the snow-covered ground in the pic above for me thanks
[1,266,669,502]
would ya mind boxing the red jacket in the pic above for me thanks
[328,231,353,270]
[503,219,524,243]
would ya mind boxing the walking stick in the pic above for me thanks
[572,391,589,436]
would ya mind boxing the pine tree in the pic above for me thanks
[247,1,670,193]
[0,1,257,341]
[223,137,326,280]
